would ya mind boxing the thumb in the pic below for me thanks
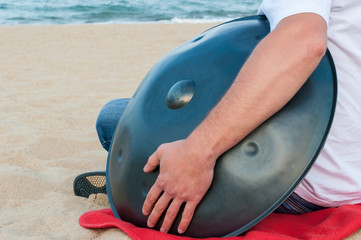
[143,147,162,172]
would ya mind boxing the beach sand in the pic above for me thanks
[0,23,360,239]
[0,22,217,239]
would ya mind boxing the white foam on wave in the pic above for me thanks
[95,17,237,25]
[162,17,234,23]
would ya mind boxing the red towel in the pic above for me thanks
[79,204,361,240]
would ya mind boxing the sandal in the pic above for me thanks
[73,171,107,198]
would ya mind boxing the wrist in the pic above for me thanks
[184,130,220,167]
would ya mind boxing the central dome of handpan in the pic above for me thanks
[106,15,337,238]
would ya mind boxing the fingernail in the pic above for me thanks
[160,227,165,233]
[178,228,185,234]
[147,220,153,228]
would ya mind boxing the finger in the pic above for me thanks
[177,201,197,234]
[147,193,172,228]
[142,183,163,216]
[143,148,162,172]
[160,199,183,233]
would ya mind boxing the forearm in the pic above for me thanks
[185,13,328,163]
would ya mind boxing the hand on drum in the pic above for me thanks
[142,139,216,234]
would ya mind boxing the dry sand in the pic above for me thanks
[0,23,360,239]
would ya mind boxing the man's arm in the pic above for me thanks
[143,13,328,234]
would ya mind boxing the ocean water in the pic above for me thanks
[0,0,262,25]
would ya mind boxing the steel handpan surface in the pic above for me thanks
[106,16,337,238]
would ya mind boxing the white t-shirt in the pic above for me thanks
[258,0,361,207]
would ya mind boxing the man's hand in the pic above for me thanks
[142,139,216,234]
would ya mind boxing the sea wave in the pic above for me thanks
[0,0,261,26]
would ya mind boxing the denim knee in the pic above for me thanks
[96,98,130,151]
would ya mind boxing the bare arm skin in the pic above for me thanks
[143,13,328,234]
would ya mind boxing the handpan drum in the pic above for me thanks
[106,15,337,238]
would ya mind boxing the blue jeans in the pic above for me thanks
[96,98,130,151]
[96,98,326,214]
